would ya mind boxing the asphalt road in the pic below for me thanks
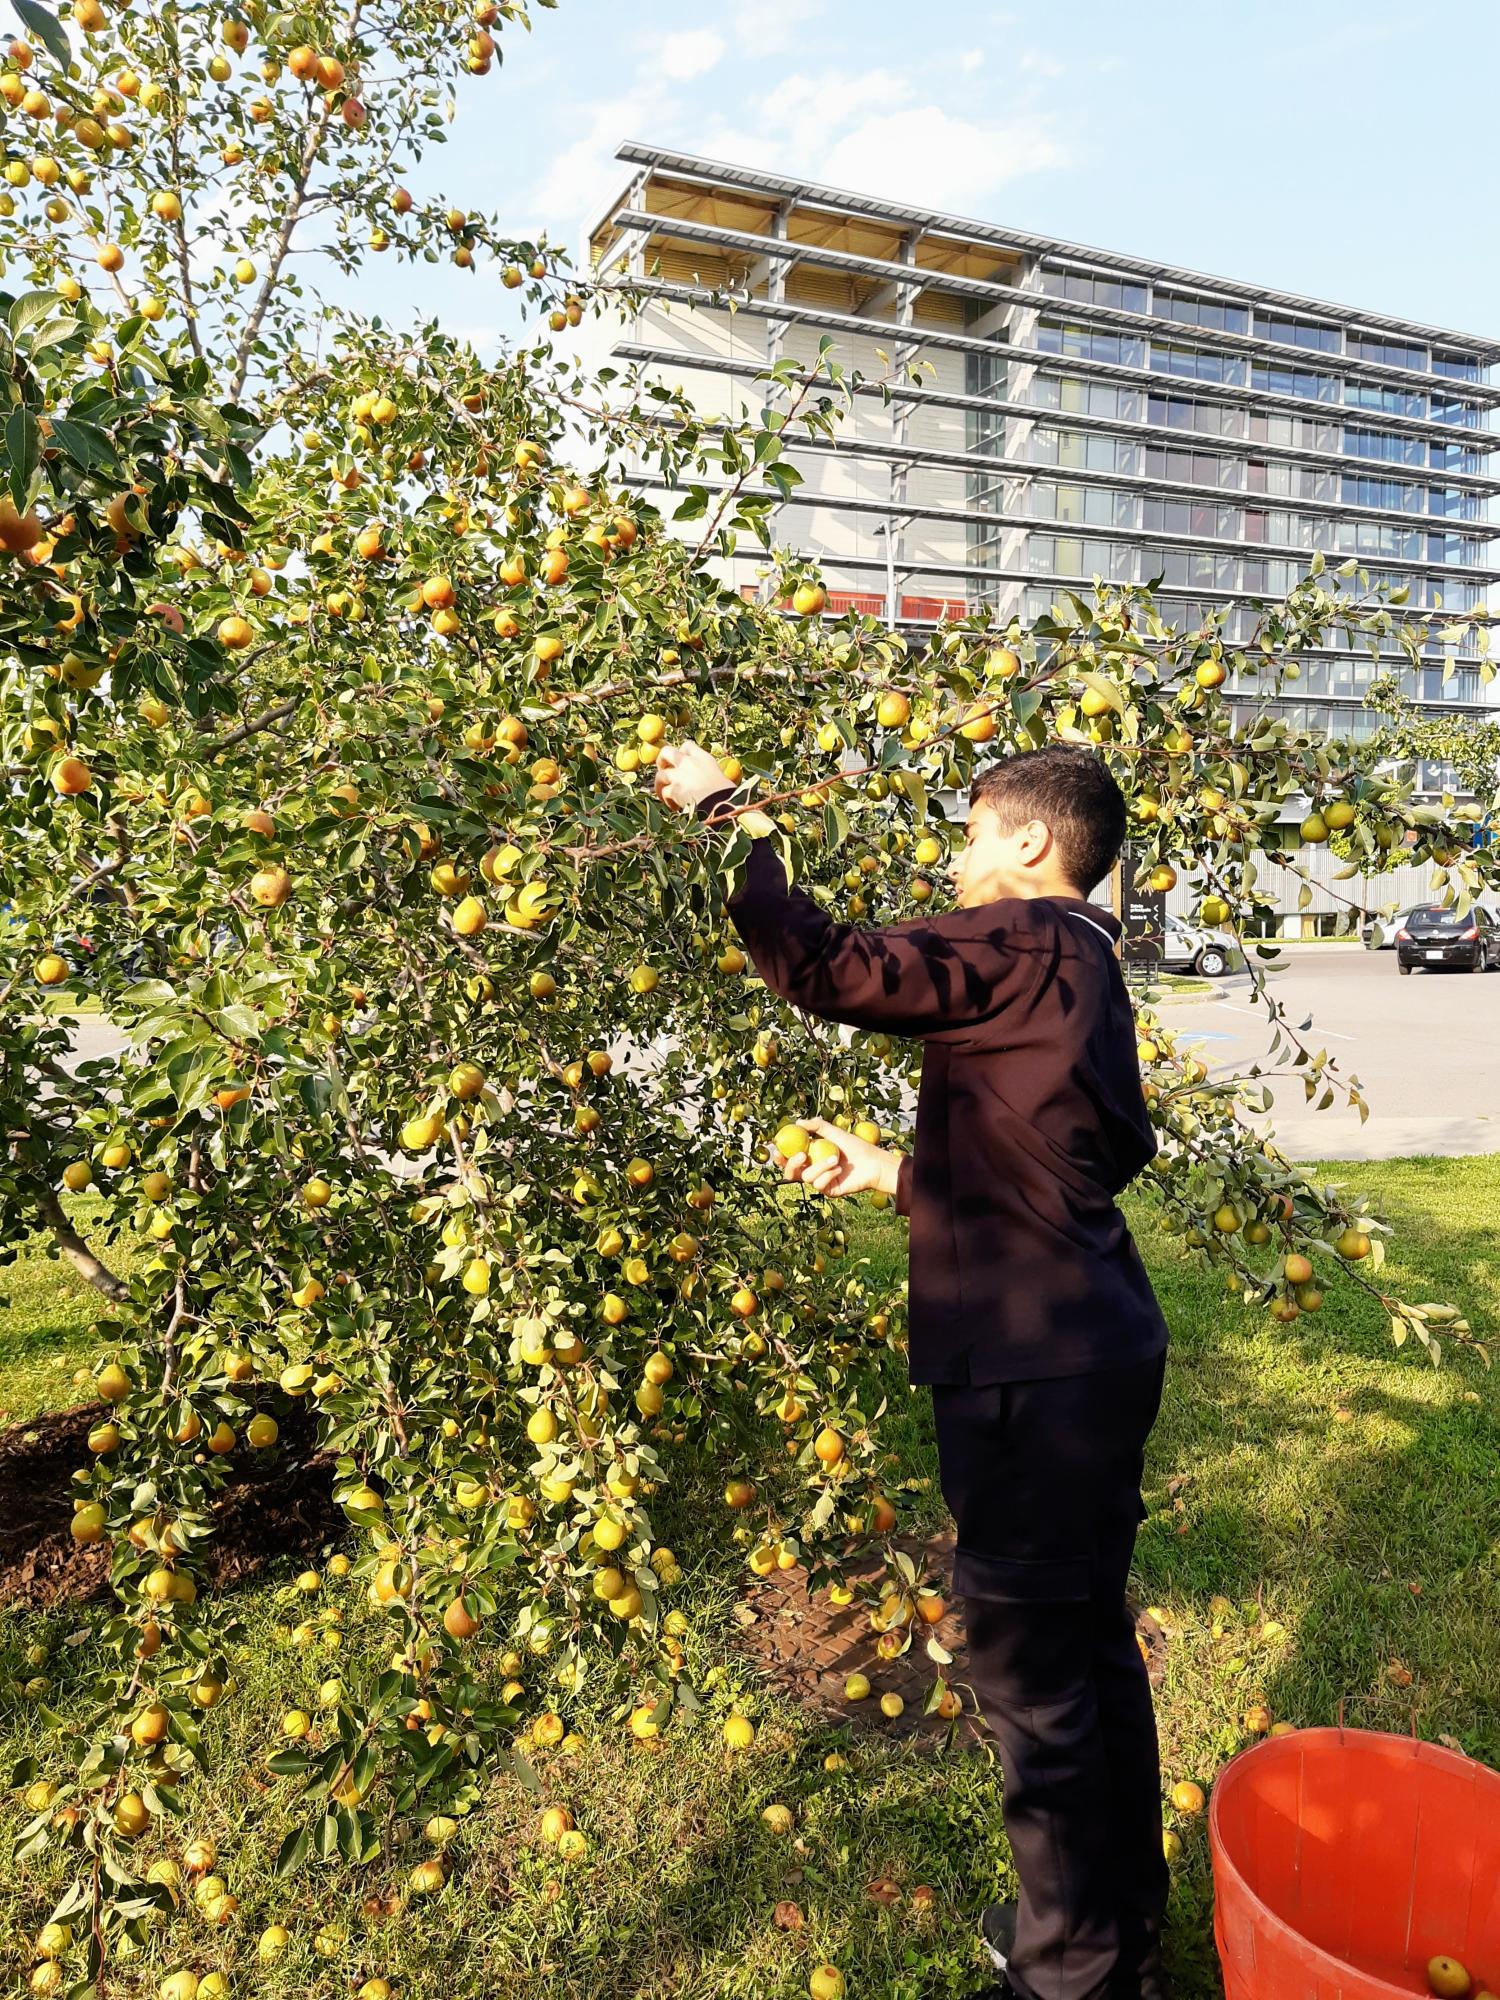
[56,948,1500,1163]
[1161,946,1500,1159]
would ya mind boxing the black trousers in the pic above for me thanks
[930,1353,1169,2000]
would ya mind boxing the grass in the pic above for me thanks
[2,1163,1498,1999]
[0,1196,144,1426]
[1135,975,1215,1001]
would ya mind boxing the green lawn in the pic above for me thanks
[0,1196,144,1427]
[2,1162,1497,2000]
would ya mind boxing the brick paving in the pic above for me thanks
[733,1530,1166,1747]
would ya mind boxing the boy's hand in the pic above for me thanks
[653,739,733,813]
[776,1117,902,1199]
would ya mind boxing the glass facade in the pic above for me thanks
[962,254,1499,744]
[605,155,1500,771]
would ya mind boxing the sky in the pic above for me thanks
[352,0,1500,359]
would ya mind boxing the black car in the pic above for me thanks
[1395,903,1500,974]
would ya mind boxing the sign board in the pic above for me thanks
[1111,850,1165,966]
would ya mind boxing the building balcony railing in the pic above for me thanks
[677,525,1491,631]
[612,341,1500,495]
[620,394,1500,539]
[612,279,1500,455]
[619,465,1499,587]
[602,143,1500,374]
[602,202,1500,410]
[612,278,1500,460]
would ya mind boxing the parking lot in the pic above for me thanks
[56,944,1500,1164]
[1162,945,1500,1159]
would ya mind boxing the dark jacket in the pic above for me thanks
[702,791,1168,1386]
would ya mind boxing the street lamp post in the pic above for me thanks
[872,518,897,627]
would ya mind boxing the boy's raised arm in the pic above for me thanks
[654,739,1019,1037]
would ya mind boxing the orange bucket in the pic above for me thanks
[1210,1727,1500,2000]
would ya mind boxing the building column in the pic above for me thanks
[888,230,922,622]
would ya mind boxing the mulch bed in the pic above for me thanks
[0,1416,1170,1753]
[0,1402,339,1609]
[734,1530,1167,1745]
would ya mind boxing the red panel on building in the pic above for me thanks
[900,594,971,623]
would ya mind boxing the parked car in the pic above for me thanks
[1394,904,1500,974]
[1160,912,1237,979]
[1361,913,1404,950]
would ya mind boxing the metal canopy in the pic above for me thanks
[608,141,1500,363]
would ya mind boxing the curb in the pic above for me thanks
[1153,980,1229,1007]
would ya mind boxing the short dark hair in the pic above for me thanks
[969,746,1127,894]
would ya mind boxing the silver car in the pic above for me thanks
[1160,912,1237,978]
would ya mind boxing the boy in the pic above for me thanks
[654,740,1171,2000]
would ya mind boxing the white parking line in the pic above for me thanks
[1210,1001,1355,1040]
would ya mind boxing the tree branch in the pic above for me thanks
[204,694,302,754]
[33,1189,131,1303]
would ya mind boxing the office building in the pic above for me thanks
[586,144,1500,930]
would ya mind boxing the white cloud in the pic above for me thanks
[755,67,909,133]
[817,104,1070,211]
[732,0,821,55]
[523,83,673,248]
[518,23,1070,262]
[442,322,507,363]
[1018,50,1065,77]
[659,29,726,81]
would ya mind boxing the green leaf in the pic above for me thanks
[11,0,72,72]
[6,405,38,511]
[274,1824,311,1876]
[23,317,77,357]
[44,417,117,475]
[7,290,57,341]
[1076,671,1123,715]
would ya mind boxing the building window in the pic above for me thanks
[1433,352,1485,383]
[1431,396,1485,429]
[1342,473,1424,514]
[1253,360,1339,403]
[1153,291,1249,334]
[1150,341,1247,385]
[1344,379,1426,419]
[1144,445,1245,490]
[1253,310,1341,353]
[1344,425,1425,467]
[1427,488,1480,520]
[1347,334,1427,371]
[1249,408,1340,450]
[1428,532,1478,565]
[1036,374,1146,422]
[966,351,1008,453]
[1037,318,1146,367]
[1148,392,1247,438]
[1038,267,1148,314]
